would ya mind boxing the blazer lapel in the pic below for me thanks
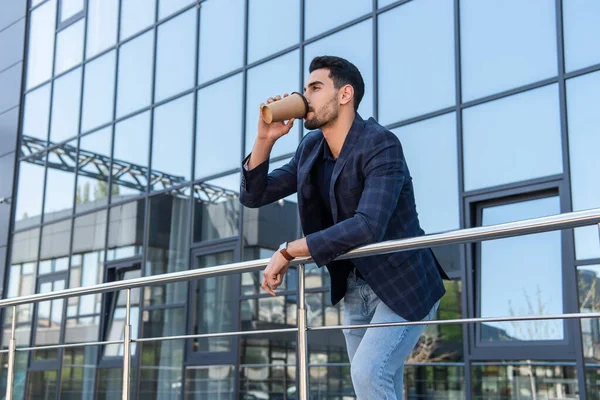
[329,115,366,222]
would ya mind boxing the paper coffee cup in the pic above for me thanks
[261,92,309,124]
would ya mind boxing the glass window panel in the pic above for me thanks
[22,83,51,141]
[107,200,145,261]
[60,0,84,22]
[44,140,77,221]
[192,251,235,353]
[138,339,184,398]
[392,113,459,233]
[480,196,563,342]
[9,230,40,268]
[245,51,300,158]
[196,74,242,179]
[151,93,193,191]
[145,194,190,306]
[563,0,600,72]
[378,0,455,124]
[34,278,66,360]
[26,0,56,89]
[50,67,82,143]
[248,0,299,64]
[155,9,196,102]
[55,19,84,75]
[472,363,577,399]
[71,211,107,254]
[304,20,374,120]
[463,85,563,191]
[158,0,195,20]
[198,0,244,84]
[460,0,558,101]
[31,0,46,7]
[76,127,112,211]
[193,173,240,243]
[304,0,371,39]
[578,265,600,361]
[40,219,72,260]
[113,111,150,198]
[82,50,116,133]
[120,0,156,40]
[59,347,99,398]
[25,370,58,399]
[86,0,118,59]
[566,71,600,260]
[14,161,45,227]
[116,31,154,118]
[185,365,235,399]
[104,270,141,357]
[378,0,399,7]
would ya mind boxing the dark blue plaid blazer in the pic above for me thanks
[241,114,448,321]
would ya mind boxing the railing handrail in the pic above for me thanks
[1,207,599,308]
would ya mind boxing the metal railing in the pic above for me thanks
[1,208,600,399]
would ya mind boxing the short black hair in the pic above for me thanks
[309,56,365,112]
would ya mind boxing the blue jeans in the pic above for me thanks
[342,270,439,399]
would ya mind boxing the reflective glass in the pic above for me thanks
[248,0,300,63]
[563,0,600,72]
[392,113,459,233]
[155,8,196,102]
[460,0,558,101]
[566,71,600,260]
[76,127,112,211]
[44,140,77,221]
[304,20,374,120]
[14,161,45,227]
[60,0,84,22]
[55,19,84,75]
[107,200,145,261]
[185,365,235,399]
[145,194,190,306]
[86,0,118,59]
[480,196,563,342]
[50,67,82,143]
[198,0,244,84]
[40,219,72,260]
[192,252,235,353]
[117,31,154,118]
[22,83,51,141]
[113,111,150,198]
[120,0,156,40]
[82,50,116,133]
[96,368,135,399]
[193,174,240,243]
[59,347,99,398]
[245,51,300,157]
[378,0,455,124]
[305,0,371,39]
[26,0,56,89]
[158,0,195,20]
[103,270,140,357]
[25,370,58,399]
[196,74,242,179]
[463,85,562,191]
[151,93,193,191]
[139,339,184,398]
[33,278,65,360]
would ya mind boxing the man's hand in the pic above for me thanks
[262,251,291,296]
[257,94,295,142]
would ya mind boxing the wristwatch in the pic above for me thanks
[278,242,295,261]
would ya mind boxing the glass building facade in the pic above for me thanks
[0,0,598,398]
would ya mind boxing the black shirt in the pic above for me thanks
[313,142,363,279]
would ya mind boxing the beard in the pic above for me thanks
[304,96,339,130]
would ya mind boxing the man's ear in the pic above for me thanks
[339,84,354,107]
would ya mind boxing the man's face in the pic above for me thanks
[303,69,340,130]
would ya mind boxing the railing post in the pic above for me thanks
[297,264,308,400]
[122,289,132,400]
[5,306,17,400]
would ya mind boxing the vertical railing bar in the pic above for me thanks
[5,306,17,400]
[122,289,131,400]
[297,264,308,400]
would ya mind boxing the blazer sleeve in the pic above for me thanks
[239,153,298,208]
[305,137,405,267]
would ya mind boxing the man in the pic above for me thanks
[240,56,449,399]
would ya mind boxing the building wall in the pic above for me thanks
[1,0,600,399]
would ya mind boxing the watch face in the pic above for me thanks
[278,242,286,252]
